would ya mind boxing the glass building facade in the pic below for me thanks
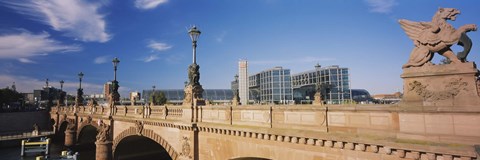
[248,67,293,104]
[142,89,235,104]
[291,65,352,104]
[143,89,260,105]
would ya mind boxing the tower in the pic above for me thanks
[239,60,249,105]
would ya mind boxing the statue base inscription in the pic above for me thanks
[400,62,480,107]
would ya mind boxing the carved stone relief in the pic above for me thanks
[409,78,468,101]
[180,136,192,159]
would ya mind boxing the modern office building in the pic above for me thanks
[249,66,293,104]
[33,85,65,108]
[238,60,249,105]
[291,64,352,104]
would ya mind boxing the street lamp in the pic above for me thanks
[112,57,120,81]
[60,80,64,91]
[76,72,84,107]
[111,57,121,103]
[59,80,65,106]
[188,26,201,64]
[78,72,84,89]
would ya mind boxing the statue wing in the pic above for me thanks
[399,19,428,42]
[399,19,441,45]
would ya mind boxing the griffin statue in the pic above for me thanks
[399,8,477,68]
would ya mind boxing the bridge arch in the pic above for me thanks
[55,120,69,143]
[76,117,99,141]
[77,125,98,145]
[113,127,179,160]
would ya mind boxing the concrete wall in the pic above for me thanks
[0,111,52,133]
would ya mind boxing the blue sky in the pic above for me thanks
[0,0,479,96]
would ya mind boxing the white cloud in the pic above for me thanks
[364,0,397,14]
[94,55,110,64]
[0,74,103,95]
[0,30,81,61]
[143,54,159,62]
[18,58,36,63]
[135,0,168,10]
[3,0,111,42]
[147,40,172,51]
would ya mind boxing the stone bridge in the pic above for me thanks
[50,103,480,160]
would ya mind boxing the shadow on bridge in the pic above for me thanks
[53,121,68,144]
[75,125,97,159]
[114,135,171,160]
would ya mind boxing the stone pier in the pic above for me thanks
[96,141,112,160]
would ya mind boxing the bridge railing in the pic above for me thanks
[52,104,195,122]
[199,105,328,131]
[0,131,54,141]
[51,103,480,146]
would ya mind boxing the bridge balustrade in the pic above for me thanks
[50,103,480,160]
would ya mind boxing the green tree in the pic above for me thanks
[150,91,167,105]
[0,87,23,108]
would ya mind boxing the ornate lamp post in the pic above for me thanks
[60,80,64,91]
[189,26,201,64]
[111,57,120,104]
[78,72,84,89]
[59,80,65,106]
[76,72,84,106]
[112,57,120,81]
[184,26,205,106]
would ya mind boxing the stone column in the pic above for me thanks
[64,130,76,147]
[95,141,112,160]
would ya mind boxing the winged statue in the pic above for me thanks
[399,8,477,68]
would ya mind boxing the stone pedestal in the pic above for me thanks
[183,84,205,106]
[400,62,480,107]
[64,130,76,147]
[95,141,112,160]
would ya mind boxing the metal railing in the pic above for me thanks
[0,131,54,141]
